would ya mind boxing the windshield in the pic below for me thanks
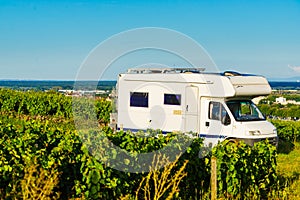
[226,100,265,121]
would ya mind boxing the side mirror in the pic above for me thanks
[222,114,231,126]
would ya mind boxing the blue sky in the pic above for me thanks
[0,0,300,80]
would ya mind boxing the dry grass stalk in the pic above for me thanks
[21,163,60,200]
[135,154,188,200]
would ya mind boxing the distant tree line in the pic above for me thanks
[0,80,116,91]
[257,94,300,119]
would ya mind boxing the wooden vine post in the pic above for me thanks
[211,156,217,200]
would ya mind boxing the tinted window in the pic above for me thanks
[209,102,221,120]
[130,92,148,107]
[209,101,230,125]
[164,94,181,105]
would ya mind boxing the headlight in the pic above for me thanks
[273,129,277,135]
[248,130,261,135]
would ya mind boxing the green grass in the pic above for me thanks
[277,142,300,199]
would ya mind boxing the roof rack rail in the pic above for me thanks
[126,67,205,74]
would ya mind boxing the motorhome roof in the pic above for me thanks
[126,67,205,74]
[125,68,258,77]
[120,68,271,97]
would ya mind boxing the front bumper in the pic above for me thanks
[235,136,278,146]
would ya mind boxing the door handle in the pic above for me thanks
[186,105,189,112]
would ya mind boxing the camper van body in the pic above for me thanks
[111,68,278,147]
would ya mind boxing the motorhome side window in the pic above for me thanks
[164,94,181,105]
[130,92,148,107]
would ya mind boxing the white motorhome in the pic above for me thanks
[110,68,278,147]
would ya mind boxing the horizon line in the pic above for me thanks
[0,79,117,81]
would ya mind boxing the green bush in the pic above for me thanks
[272,120,300,143]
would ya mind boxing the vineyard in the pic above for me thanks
[257,93,300,119]
[0,88,299,199]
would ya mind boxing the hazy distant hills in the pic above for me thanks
[0,79,299,90]
[268,76,300,82]
[0,80,116,91]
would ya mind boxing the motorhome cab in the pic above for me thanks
[110,68,278,147]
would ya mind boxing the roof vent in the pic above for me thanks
[223,71,242,76]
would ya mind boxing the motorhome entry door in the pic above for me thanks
[184,86,199,133]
